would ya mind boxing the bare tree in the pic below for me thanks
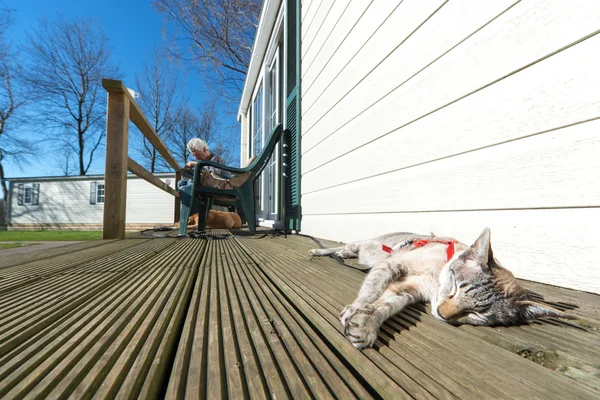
[169,107,202,166]
[0,1,11,60]
[0,3,34,206]
[197,99,234,163]
[168,99,234,166]
[22,15,119,176]
[134,47,187,173]
[152,0,262,102]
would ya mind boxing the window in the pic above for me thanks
[266,48,282,216]
[268,56,279,130]
[252,85,263,155]
[90,182,105,204]
[17,183,40,206]
[97,183,105,203]
[24,186,33,204]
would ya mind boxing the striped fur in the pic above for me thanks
[310,228,571,349]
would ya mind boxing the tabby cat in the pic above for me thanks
[309,228,571,348]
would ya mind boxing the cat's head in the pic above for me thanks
[432,228,570,326]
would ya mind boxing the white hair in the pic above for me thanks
[187,138,208,153]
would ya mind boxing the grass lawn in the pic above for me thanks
[0,231,103,241]
[0,243,41,249]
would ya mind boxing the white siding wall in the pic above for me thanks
[300,0,600,294]
[125,177,176,224]
[10,175,176,225]
[240,112,251,167]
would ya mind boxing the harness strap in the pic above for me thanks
[382,239,456,261]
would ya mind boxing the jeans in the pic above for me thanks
[177,180,190,190]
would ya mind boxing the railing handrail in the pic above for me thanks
[102,78,182,239]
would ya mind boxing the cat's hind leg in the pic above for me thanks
[343,277,426,348]
[308,246,344,257]
[308,243,359,259]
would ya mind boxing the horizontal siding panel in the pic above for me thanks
[301,0,372,88]
[125,178,176,224]
[302,0,402,107]
[302,36,600,192]
[301,0,600,161]
[301,0,334,57]
[301,0,350,66]
[301,0,315,22]
[301,208,600,294]
[302,119,600,213]
[301,0,326,43]
[302,0,515,143]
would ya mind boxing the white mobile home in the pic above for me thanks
[6,173,177,230]
[238,0,600,294]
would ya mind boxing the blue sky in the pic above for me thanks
[3,0,240,181]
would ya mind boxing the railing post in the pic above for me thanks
[174,170,181,223]
[103,91,130,239]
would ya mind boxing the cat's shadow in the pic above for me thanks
[520,290,591,331]
[525,290,578,311]
[375,305,425,348]
[381,293,586,341]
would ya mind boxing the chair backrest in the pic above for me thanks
[246,123,283,182]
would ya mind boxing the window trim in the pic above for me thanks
[90,181,105,205]
[17,183,40,206]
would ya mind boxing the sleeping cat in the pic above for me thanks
[309,228,571,348]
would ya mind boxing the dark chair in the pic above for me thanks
[178,123,283,235]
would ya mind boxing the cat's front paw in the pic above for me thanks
[340,304,358,326]
[343,306,380,349]
[308,248,320,257]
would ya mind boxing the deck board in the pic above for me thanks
[0,232,599,399]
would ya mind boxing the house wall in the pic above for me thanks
[299,0,600,294]
[240,113,251,167]
[9,175,176,228]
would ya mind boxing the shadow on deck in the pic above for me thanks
[1,230,599,399]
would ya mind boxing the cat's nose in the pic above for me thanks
[436,301,458,320]
[436,306,445,320]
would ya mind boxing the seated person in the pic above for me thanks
[178,138,256,190]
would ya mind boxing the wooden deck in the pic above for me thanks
[1,230,599,399]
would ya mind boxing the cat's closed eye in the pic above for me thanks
[448,281,460,298]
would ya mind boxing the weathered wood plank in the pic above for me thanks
[220,240,270,399]
[226,239,374,399]
[1,234,599,398]
[228,240,339,398]
[0,240,117,270]
[103,90,130,240]
[0,239,184,398]
[0,239,150,294]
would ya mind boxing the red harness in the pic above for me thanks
[382,239,456,262]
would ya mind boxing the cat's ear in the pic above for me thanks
[463,228,494,267]
[517,300,573,321]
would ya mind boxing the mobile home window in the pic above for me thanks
[24,187,32,204]
[17,183,40,206]
[90,182,105,204]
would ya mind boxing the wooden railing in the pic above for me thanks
[102,79,182,239]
